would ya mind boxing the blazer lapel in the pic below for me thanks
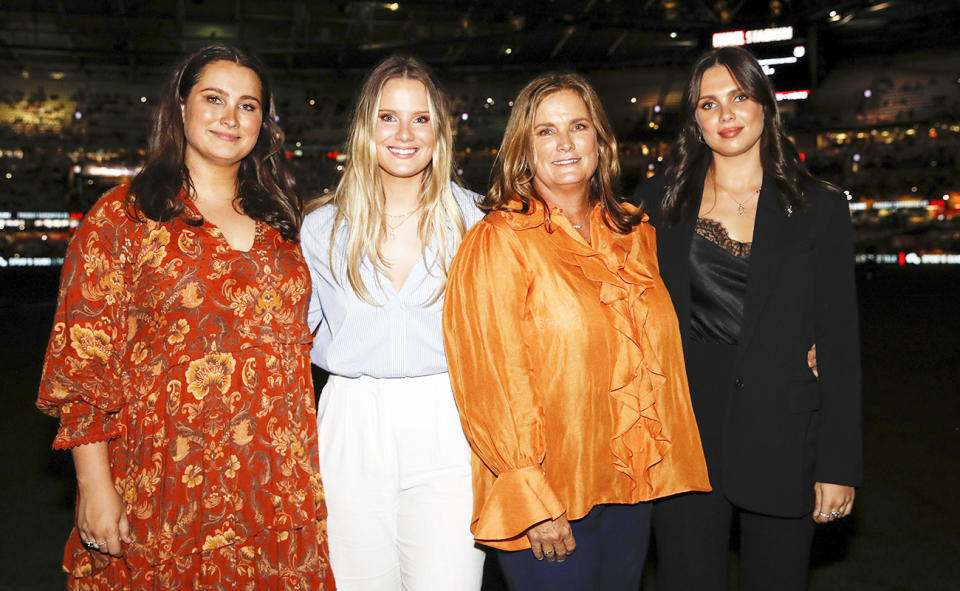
[660,168,706,343]
[737,176,792,359]
[667,214,697,341]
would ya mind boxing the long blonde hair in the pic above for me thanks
[483,71,642,233]
[311,56,466,304]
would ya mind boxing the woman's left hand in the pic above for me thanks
[526,514,576,562]
[813,481,855,523]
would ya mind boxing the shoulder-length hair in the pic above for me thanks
[127,44,302,242]
[313,55,465,305]
[662,46,828,225]
[482,71,642,233]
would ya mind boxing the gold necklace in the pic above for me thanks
[384,207,420,241]
[731,188,760,216]
[712,170,760,216]
[385,205,419,218]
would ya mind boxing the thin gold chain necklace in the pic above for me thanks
[384,207,420,241]
[711,170,760,216]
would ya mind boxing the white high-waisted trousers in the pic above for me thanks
[316,373,485,591]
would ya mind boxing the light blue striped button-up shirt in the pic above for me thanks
[302,184,485,378]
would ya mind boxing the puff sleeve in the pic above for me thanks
[36,191,132,449]
[442,220,565,549]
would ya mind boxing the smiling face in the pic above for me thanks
[695,64,765,161]
[181,60,263,170]
[530,89,598,200]
[373,77,436,184]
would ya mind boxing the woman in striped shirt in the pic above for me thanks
[300,55,486,591]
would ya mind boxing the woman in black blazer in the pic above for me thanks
[634,47,862,591]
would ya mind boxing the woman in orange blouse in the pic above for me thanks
[36,45,333,590]
[443,72,709,590]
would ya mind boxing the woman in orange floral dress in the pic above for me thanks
[36,45,334,590]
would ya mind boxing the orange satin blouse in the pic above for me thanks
[443,199,710,551]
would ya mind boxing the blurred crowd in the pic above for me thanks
[2,74,959,262]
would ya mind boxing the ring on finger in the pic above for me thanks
[817,512,831,518]
[831,511,842,518]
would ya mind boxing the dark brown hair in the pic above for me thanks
[127,44,302,241]
[662,46,829,225]
[483,71,643,233]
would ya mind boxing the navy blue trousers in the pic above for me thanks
[497,502,652,591]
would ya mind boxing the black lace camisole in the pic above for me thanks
[689,217,751,345]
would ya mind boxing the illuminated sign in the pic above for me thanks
[855,253,960,266]
[775,90,810,101]
[14,211,72,219]
[712,30,746,47]
[0,256,65,267]
[758,57,799,66]
[81,165,142,178]
[0,212,82,229]
[872,200,931,209]
[748,26,793,44]
[712,26,794,48]
[848,199,944,211]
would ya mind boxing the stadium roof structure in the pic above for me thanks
[1,0,959,79]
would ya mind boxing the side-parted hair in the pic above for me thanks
[482,71,642,233]
[127,44,302,242]
[662,46,829,225]
[313,55,465,304]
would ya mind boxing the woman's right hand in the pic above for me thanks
[72,441,131,557]
[526,514,576,562]
[77,479,131,557]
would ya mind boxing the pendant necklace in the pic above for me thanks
[732,188,760,216]
[384,206,420,241]
[568,210,589,230]
[713,170,760,216]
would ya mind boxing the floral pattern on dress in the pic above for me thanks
[37,185,334,590]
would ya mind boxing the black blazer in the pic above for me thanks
[634,173,862,517]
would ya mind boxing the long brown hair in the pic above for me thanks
[127,44,302,242]
[483,72,642,233]
[662,46,828,225]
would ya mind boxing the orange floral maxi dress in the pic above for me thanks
[36,186,334,590]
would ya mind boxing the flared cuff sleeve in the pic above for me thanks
[445,219,564,549]
[473,466,566,550]
[49,399,120,450]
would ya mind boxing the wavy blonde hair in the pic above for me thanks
[313,56,465,304]
[482,71,642,233]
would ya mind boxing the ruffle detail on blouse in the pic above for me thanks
[542,204,673,498]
